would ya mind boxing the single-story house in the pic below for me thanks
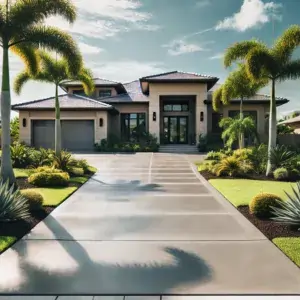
[278,116,300,134]
[12,71,289,151]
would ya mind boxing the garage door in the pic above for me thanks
[32,120,95,151]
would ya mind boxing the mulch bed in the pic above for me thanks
[238,206,300,240]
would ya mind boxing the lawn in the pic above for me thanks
[69,176,89,184]
[273,238,300,267]
[25,187,77,206]
[14,168,31,178]
[210,179,296,207]
[0,236,17,253]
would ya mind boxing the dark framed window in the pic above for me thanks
[228,110,258,127]
[99,89,112,98]
[121,113,146,141]
[212,113,223,133]
[163,104,189,112]
[73,89,86,96]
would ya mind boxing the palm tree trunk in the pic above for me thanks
[1,45,16,184]
[266,79,277,176]
[239,97,244,149]
[54,84,62,155]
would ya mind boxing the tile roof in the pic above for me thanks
[279,115,300,125]
[12,94,113,110]
[140,71,218,81]
[61,78,120,86]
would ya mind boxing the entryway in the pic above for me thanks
[163,116,188,144]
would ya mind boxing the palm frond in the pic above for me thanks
[9,0,76,31]
[272,25,300,63]
[76,70,95,96]
[278,59,300,81]
[212,86,223,111]
[224,40,265,68]
[38,50,59,79]
[10,44,39,75]
[20,25,82,76]
[245,48,277,80]
[13,71,30,95]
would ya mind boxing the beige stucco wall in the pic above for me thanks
[19,110,108,146]
[148,83,207,142]
[67,87,117,98]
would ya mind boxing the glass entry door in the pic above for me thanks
[163,116,188,144]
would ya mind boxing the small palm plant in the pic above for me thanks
[0,181,30,222]
[14,50,95,155]
[219,116,259,149]
[272,182,300,229]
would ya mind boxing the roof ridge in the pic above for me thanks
[12,94,69,107]
[177,70,217,79]
[93,77,121,84]
[73,94,112,107]
[122,79,139,85]
[140,71,177,79]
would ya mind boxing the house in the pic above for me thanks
[278,116,300,134]
[12,71,289,151]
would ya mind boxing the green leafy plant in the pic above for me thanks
[247,144,268,174]
[52,151,77,172]
[28,172,69,187]
[270,145,294,169]
[272,182,300,229]
[20,190,43,211]
[32,166,64,174]
[205,151,225,161]
[232,148,252,160]
[274,167,289,181]
[10,117,19,143]
[10,142,32,168]
[197,134,207,152]
[29,148,53,168]
[69,167,84,177]
[215,156,242,177]
[0,180,30,222]
[250,193,283,218]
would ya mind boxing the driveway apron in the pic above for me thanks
[0,153,300,295]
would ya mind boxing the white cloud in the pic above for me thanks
[209,53,224,60]
[78,42,103,54]
[215,0,282,32]
[196,0,211,8]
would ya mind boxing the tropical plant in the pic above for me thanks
[29,148,53,168]
[10,142,32,168]
[20,190,43,211]
[277,121,294,135]
[10,117,19,143]
[205,151,225,161]
[69,167,84,177]
[224,25,300,175]
[273,167,289,181]
[14,50,94,155]
[28,171,69,187]
[52,151,77,172]
[0,180,30,222]
[247,144,268,174]
[272,182,300,229]
[219,116,259,149]
[270,145,294,169]
[215,156,242,177]
[250,193,283,218]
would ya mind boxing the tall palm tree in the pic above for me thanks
[0,0,83,184]
[14,50,95,154]
[223,25,300,175]
[213,64,266,147]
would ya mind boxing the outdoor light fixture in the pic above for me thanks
[200,111,204,122]
[153,112,156,121]
[99,118,103,127]
[22,118,27,127]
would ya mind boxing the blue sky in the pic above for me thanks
[6,0,300,116]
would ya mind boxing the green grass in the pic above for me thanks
[14,168,31,178]
[25,187,77,206]
[209,179,296,207]
[273,238,300,267]
[69,176,88,184]
[0,236,17,253]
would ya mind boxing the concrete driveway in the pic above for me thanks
[0,153,300,296]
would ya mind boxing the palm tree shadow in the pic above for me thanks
[8,215,213,294]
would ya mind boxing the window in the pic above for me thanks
[99,89,112,98]
[73,89,86,96]
[212,113,223,133]
[121,113,146,141]
[228,110,258,127]
[163,104,189,112]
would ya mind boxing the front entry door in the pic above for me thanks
[163,116,188,144]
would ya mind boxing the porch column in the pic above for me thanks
[196,95,207,138]
[149,94,160,143]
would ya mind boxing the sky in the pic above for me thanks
[4,0,300,117]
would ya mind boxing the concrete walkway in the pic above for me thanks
[0,153,300,296]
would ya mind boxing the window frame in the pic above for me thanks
[163,103,189,112]
[121,113,147,141]
[98,89,112,98]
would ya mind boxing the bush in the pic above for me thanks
[52,151,77,172]
[32,166,63,174]
[198,160,218,172]
[29,148,53,168]
[10,142,32,168]
[270,145,294,169]
[247,144,268,174]
[250,193,283,218]
[20,190,43,211]
[10,117,19,143]
[274,167,289,181]
[74,159,90,174]
[205,151,224,161]
[215,156,243,177]
[28,171,69,187]
[233,148,252,160]
[0,180,30,222]
[69,167,84,177]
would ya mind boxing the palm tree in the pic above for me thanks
[219,116,259,149]
[223,25,300,176]
[213,64,266,147]
[0,0,83,184]
[14,50,95,154]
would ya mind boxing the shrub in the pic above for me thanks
[272,182,300,229]
[274,167,289,181]
[10,117,19,143]
[247,144,268,174]
[32,166,63,174]
[270,145,294,169]
[20,190,43,211]
[10,142,32,168]
[0,180,30,222]
[233,148,252,160]
[215,156,242,177]
[132,144,141,152]
[69,167,84,177]
[198,160,218,172]
[29,148,53,168]
[28,172,69,187]
[52,151,77,172]
[205,151,224,161]
[250,193,283,218]
[74,159,89,174]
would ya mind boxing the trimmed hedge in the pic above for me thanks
[28,172,70,187]
[20,190,44,211]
